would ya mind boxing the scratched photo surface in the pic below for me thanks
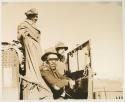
[0,1,123,100]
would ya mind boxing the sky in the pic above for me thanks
[1,1,123,80]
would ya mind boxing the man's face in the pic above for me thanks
[31,15,38,23]
[58,48,65,55]
[47,54,58,70]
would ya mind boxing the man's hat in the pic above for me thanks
[25,8,38,16]
[41,47,62,61]
[55,42,68,51]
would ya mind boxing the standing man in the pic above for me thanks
[40,47,75,99]
[17,8,53,99]
[55,42,68,75]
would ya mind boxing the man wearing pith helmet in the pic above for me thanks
[55,42,68,75]
[55,42,68,62]
[40,47,75,99]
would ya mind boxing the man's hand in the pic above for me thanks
[69,79,75,89]
[53,85,60,90]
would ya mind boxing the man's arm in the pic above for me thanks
[17,23,30,40]
[40,70,69,89]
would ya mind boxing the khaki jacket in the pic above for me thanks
[40,65,70,99]
[40,65,70,88]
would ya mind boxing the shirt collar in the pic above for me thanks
[25,19,35,26]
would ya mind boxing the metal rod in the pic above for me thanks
[76,50,79,71]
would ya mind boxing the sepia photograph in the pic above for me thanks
[0,0,123,100]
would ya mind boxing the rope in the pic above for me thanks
[20,77,50,92]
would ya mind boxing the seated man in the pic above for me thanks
[40,47,75,99]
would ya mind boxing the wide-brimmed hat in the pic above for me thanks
[25,8,38,16]
[41,47,62,61]
[55,42,68,51]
